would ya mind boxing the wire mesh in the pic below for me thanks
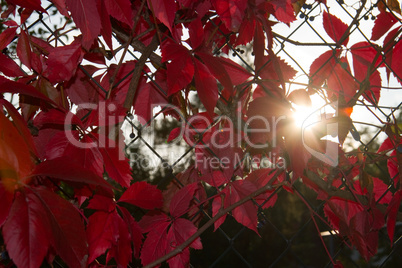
[1,0,401,267]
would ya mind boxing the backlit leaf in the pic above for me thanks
[371,11,398,41]
[323,11,349,45]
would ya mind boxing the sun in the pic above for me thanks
[291,94,328,128]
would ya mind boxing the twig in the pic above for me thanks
[143,169,284,268]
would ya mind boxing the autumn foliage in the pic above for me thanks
[0,0,401,267]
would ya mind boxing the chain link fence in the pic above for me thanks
[1,0,401,267]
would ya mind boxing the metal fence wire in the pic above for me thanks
[1,0,402,267]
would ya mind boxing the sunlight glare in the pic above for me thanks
[291,95,327,128]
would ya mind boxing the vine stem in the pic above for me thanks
[143,169,284,268]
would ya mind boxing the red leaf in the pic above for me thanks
[217,56,252,85]
[0,26,17,51]
[168,127,182,142]
[390,40,402,85]
[188,18,204,49]
[383,27,400,81]
[34,109,83,129]
[0,99,38,157]
[148,0,176,32]
[65,67,102,105]
[91,133,132,188]
[211,0,247,31]
[193,59,219,116]
[168,218,202,250]
[105,0,133,26]
[0,184,13,227]
[50,0,69,17]
[197,52,233,91]
[44,42,84,83]
[169,183,197,218]
[3,190,51,268]
[140,221,170,267]
[371,11,398,41]
[119,181,163,209]
[323,11,349,45]
[167,218,202,267]
[44,131,101,172]
[105,212,132,267]
[133,81,168,124]
[253,22,265,72]
[258,55,297,91]
[32,158,112,189]
[223,180,259,233]
[163,42,194,95]
[309,49,339,88]
[87,211,114,263]
[88,195,116,212]
[65,0,102,49]
[363,70,381,105]
[5,0,46,12]
[0,111,33,184]
[87,210,130,265]
[35,187,88,268]
[350,42,383,98]
[235,17,256,46]
[378,137,395,153]
[270,0,296,24]
[17,30,32,69]
[139,211,170,233]
[386,190,402,244]
[327,60,358,103]
[119,206,143,258]
[98,0,113,50]
[0,53,24,77]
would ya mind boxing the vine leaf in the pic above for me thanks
[91,133,132,188]
[119,181,164,210]
[65,0,102,49]
[148,0,176,33]
[3,190,52,268]
[140,221,170,267]
[371,11,398,41]
[386,190,402,244]
[44,41,84,83]
[169,183,198,218]
[5,0,46,12]
[223,180,259,233]
[323,11,349,45]
[211,0,247,32]
[270,0,296,24]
